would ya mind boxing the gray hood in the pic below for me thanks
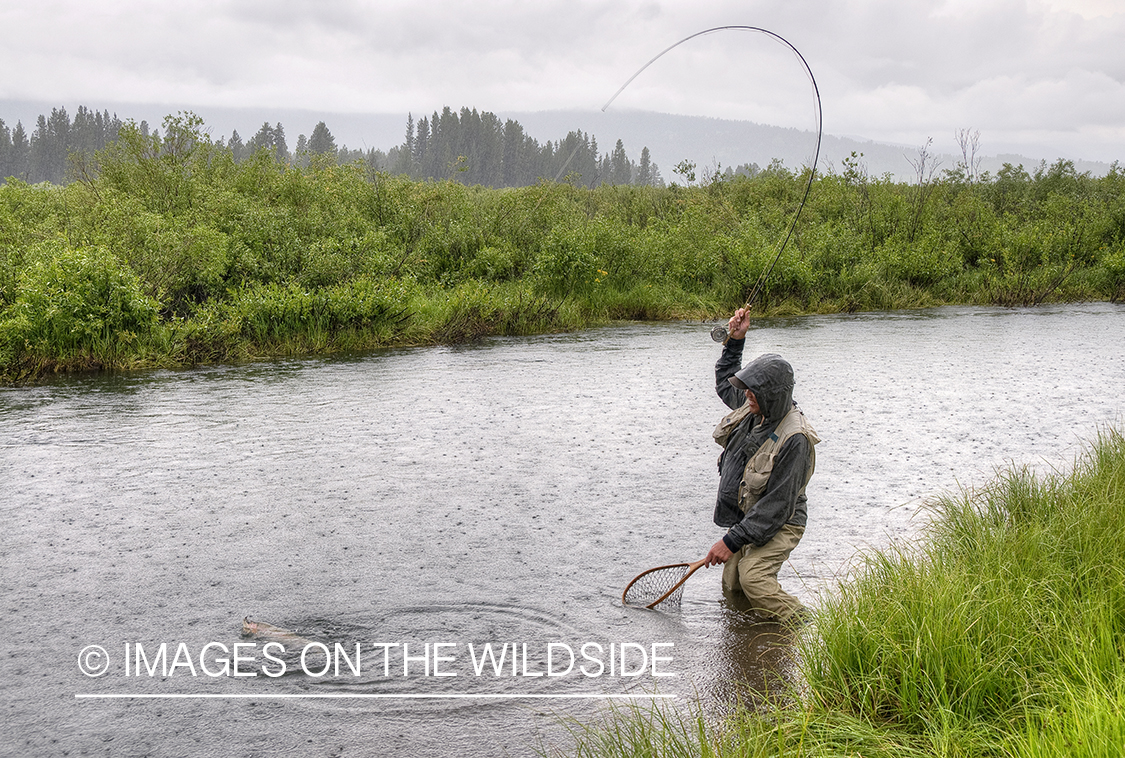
[728,353,795,422]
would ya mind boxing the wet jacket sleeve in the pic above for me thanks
[722,433,810,550]
[715,337,746,410]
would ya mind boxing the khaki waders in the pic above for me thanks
[721,523,807,621]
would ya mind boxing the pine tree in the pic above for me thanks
[10,121,29,180]
[404,113,415,164]
[72,106,97,155]
[248,122,278,159]
[477,109,503,186]
[308,121,336,157]
[414,116,428,165]
[610,139,632,185]
[30,108,71,183]
[501,119,525,187]
[229,129,244,162]
[637,146,652,186]
[272,122,289,162]
[589,135,602,186]
[0,118,11,181]
[293,134,309,168]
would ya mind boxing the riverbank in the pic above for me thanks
[2,114,1123,384]
[561,427,1125,757]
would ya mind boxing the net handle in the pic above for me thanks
[622,559,708,609]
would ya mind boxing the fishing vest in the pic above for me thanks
[713,404,820,514]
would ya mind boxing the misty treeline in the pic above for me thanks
[0,107,124,184]
[1,112,1123,382]
[0,105,383,185]
[1,104,664,189]
[393,106,663,187]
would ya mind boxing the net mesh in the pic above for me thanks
[622,564,691,608]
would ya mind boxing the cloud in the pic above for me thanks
[0,0,1121,161]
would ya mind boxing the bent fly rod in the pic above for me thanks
[602,26,824,343]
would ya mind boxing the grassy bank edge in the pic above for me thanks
[552,426,1125,757]
[1,287,1110,386]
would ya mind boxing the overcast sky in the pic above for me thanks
[2,0,1123,163]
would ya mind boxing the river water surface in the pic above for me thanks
[2,303,1123,757]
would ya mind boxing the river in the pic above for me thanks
[2,303,1123,757]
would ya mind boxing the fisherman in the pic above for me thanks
[702,308,819,623]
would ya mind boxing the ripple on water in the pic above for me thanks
[4,304,1124,758]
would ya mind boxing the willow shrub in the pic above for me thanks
[0,242,159,367]
[532,223,599,298]
[0,179,85,308]
[1101,247,1125,300]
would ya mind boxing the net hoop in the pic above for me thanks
[621,559,707,609]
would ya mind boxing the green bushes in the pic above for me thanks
[1,112,1123,381]
[0,242,158,369]
[532,224,599,297]
[1101,247,1125,300]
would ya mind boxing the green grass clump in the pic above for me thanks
[549,700,717,758]
[564,428,1125,756]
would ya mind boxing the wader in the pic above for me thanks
[719,406,819,621]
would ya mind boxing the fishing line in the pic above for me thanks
[601,25,823,342]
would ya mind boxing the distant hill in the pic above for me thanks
[507,109,1116,182]
[2,98,1115,183]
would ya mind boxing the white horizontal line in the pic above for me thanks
[76,693,676,700]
